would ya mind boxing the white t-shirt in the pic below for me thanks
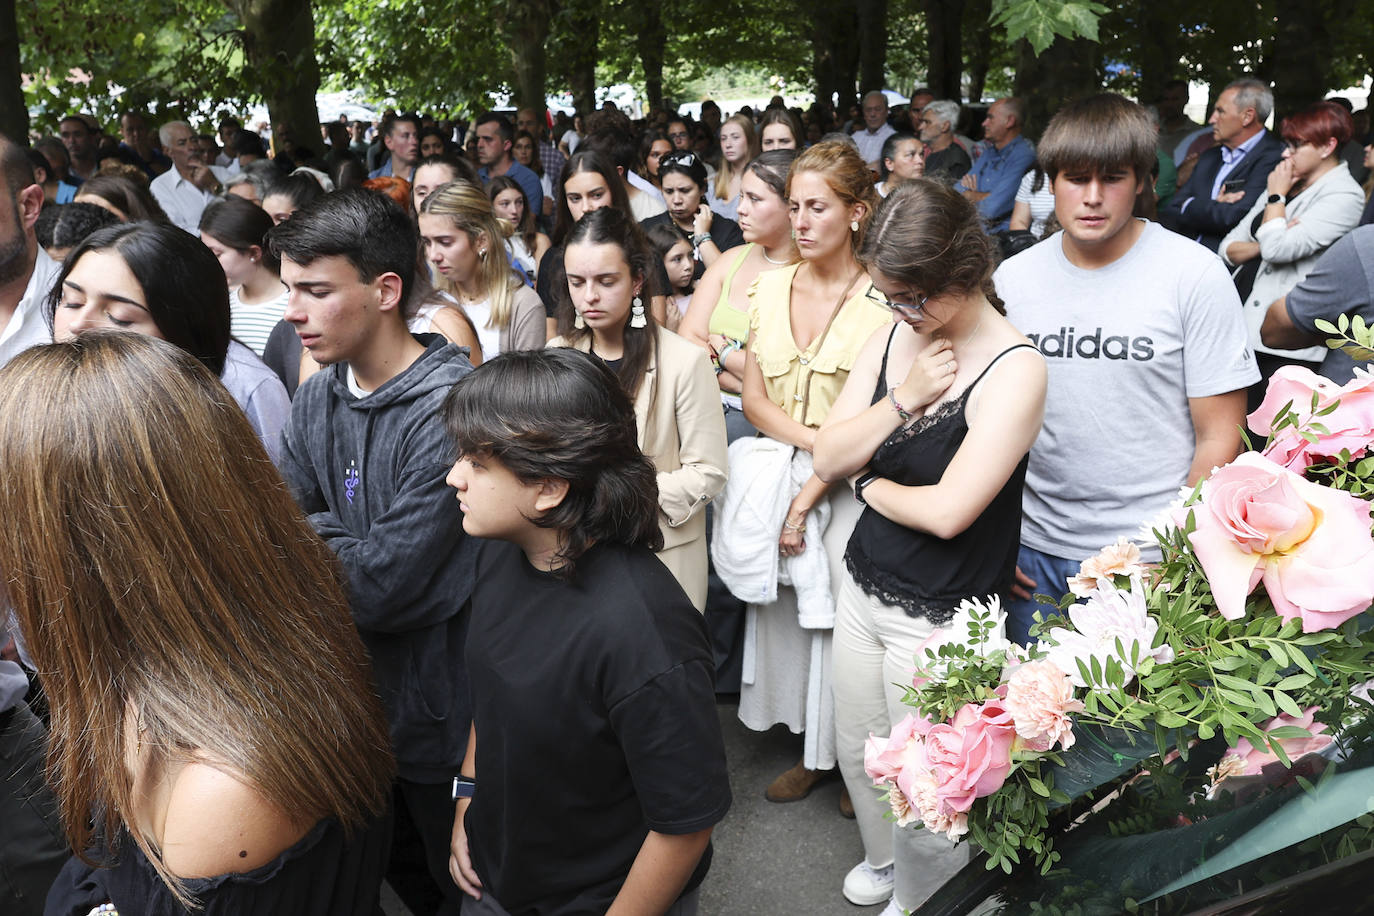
[995,221,1259,560]
[0,248,60,369]
[1014,171,1056,238]
[229,285,290,358]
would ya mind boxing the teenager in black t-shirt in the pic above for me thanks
[442,349,731,915]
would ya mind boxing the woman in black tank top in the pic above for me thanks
[812,180,1048,913]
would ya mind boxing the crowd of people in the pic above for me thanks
[3,71,1374,916]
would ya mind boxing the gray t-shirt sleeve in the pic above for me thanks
[1179,255,1261,398]
[1285,231,1369,333]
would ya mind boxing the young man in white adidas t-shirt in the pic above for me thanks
[995,94,1259,644]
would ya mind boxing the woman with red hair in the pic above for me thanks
[1221,100,1365,406]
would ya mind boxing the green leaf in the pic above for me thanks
[1274,690,1303,717]
[1275,673,1314,691]
[1027,777,1050,797]
[1266,725,1313,740]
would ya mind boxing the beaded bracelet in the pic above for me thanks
[887,386,913,422]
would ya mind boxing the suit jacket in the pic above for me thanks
[549,326,728,608]
[1160,130,1285,251]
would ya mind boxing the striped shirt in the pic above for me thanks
[229,285,290,358]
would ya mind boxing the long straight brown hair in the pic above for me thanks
[0,332,395,903]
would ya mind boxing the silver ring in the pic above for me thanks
[946,361,954,372]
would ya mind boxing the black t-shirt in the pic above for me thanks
[537,243,673,320]
[925,143,973,183]
[465,540,731,915]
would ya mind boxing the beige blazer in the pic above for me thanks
[549,326,729,608]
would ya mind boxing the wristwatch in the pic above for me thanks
[452,775,476,799]
[853,472,879,505]
[1267,193,1284,205]
[691,232,712,247]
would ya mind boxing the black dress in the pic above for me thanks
[844,332,1036,625]
[44,813,393,916]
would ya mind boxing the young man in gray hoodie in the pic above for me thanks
[272,189,475,915]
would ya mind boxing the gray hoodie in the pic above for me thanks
[279,335,476,782]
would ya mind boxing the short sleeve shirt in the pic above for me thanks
[465,541,731,915]
[747,264,891,428]
[996,221,1259,559]
[1285,225,1374,383]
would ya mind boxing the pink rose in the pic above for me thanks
[1249,366,1374,471]
[924,699,1017,813]
[1229,708,1333,777]
[1187,452,1374,631]
[1068,538,1145,598]
[863,713,934,787]
[1003,659,1084,751]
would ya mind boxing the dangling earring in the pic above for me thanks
[630,295,647,329]
[574,311,586,330]
[478,248,487,261]
[850,219,860,233]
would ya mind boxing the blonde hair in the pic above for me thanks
[420,179,521,331]
[0,333,394,904]
[713,113,760,201]
[786,140,878,259]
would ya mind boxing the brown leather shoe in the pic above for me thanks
[765,760,831,802]
[839,786,855,818]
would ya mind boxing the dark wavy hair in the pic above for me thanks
[441,347,663,577]
[45,221,232,374]
[558,206,659,400]
[862,178,1005,314]
[552,149,631,246]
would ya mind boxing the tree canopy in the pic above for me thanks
[5,0,1373,141]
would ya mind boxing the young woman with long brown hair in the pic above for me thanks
[7,332,395,915]
[732,141,890,808]
[549,207,728,610]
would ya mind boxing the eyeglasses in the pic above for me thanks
[1283,139,1312,151]
[668,130,689,140]
[865,287,927,317]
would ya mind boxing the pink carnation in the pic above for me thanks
[899,766,969,840]
[1003,659,1084,751]
[1068,538,1145,598]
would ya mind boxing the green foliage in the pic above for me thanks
[992,0,1110,55]
[315,0,508,114]
[18,0,253,130]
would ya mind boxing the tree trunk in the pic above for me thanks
[963,0,992,102]
[924,0,965,101]
[811,0,858,111]
[566,0,600,115]
[1013,37,1098,139]
[0,0,27,140]
[224,0,320,153]
[636,0,666,112]
[856,0,888,95]
[1132,0,1183,106]
[1264,0,1345,120]
[504,0,554,114]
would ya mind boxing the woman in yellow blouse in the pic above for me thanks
[737,141,891,803]
[548,207,728,610]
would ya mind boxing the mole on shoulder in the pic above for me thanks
[239,850,248,858]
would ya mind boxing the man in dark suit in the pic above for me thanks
[1160,79,1284,251]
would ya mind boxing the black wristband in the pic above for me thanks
[854,472,878,505]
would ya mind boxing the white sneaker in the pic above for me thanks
[842,860,895,906]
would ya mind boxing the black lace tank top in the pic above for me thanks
[844,329,1036,624]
